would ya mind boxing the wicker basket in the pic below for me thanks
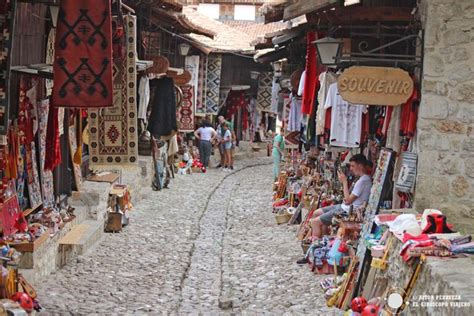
[275,213,292,225]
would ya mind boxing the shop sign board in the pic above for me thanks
[337,66,414,105]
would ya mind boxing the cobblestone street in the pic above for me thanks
[36,158,331,315]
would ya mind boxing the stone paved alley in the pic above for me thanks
[35,158,332,315]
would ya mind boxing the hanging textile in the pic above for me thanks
[270,78,281,114]
[138,76,150,123]
[0,0,16,135]
[256,71,273,112]
[205,54,222,115]
[297,71,306,97]
[316,71,338,135]
[52,0,113,108]
[224,90,247,119]
[400,89,420,138]
[324,83,366,148]
[288,95,302,132]
[301,32,318,115]
[37,99,55,208]
[44,106,61,171]
[386,106,401,153]
[46,28,56,96]
[177,85,195,132]
[18,84,42,209]
[185,55,200,109]
[147,77,178,138]
[195,54,207,116]
[282,95,291,130]
[88,15,138,166]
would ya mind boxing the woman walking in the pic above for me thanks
[220,123,233,172]
[194,120,217,168]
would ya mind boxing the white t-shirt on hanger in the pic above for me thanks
[297,70,306,96]
[324,82,367,148]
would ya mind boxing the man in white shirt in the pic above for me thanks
[310,154,372,239]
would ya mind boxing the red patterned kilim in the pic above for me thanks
[52,0,113,108]
[178,85,195,132]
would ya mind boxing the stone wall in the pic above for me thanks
[416,0,474,233]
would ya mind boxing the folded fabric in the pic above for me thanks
[450,242,474,254]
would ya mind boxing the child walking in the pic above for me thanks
[221,123,232,172]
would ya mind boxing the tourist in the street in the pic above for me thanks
[194,120,217,168]
[217,116,235,170]
[272,129,285,181]
[220,122,232,172]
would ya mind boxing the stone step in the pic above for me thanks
[58,220,103,266]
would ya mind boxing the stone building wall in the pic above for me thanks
[416,0,474,233]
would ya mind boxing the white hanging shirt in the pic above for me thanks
[297,70,306,96]
[271,79,281,114]
[316,71,338,135]
[288,94,302,132]
[138,76,150,123]
[324,83,367,148]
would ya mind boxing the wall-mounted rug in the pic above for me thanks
[38,99,55,208]
[205,54,222,115]
[178,85,195,132]
[52,0,113,108]
[89,15,138,167]
[256,71,273,112]
[195,54,207,116]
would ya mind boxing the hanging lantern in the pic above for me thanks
[178,42,191,56]
[250,71,260,80]
[312,37,344,66]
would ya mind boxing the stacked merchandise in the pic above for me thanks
[268,47,471,314]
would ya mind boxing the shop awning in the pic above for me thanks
[260,0,337,23]
[254,48,288,64]
[282,0,337,21]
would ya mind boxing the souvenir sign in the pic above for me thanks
[338,66,414,106]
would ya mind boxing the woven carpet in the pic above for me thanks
[185,55,199,109]
[38,99,55,208]
[205,54,222,115]
[0,0,16,135]
[89,15,138,166]
[256,71,273,112]
[178,85,195,132]
[52,0,113,108]
[195,54,207,116]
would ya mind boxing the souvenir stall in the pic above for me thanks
[0,0,145,311]
[267,6,473,313]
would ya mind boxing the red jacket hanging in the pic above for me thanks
[301,32,318,115]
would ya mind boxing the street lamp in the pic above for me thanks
[178,42,191,56]
[250,71,260,80]
[312,37,344,66]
